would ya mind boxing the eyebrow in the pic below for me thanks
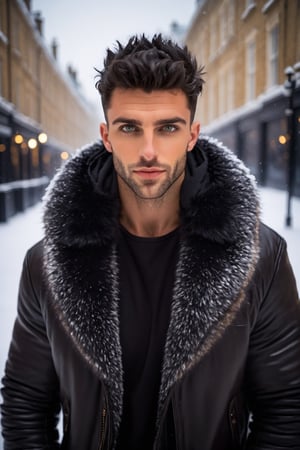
[112,116,187,126]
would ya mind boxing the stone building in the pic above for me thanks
[185,0,300,195]
[0,0,99,221]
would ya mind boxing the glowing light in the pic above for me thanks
[14,134,23,144]
[38,132,48,144]
[28,138,38,149]
[278,135,287,145]
[60,151,69,160]
[0,144,6,152]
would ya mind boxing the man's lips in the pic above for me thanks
[133,168,166,179]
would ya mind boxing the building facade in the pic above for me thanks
[185,0,300,197]
[0,0,99,221]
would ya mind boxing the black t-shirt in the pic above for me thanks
[116,226,180,450]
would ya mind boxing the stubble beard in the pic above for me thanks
[112,152,187,204]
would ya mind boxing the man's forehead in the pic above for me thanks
[107,88,190,119]
[111,88,187,103]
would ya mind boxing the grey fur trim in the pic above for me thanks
[156,224,260,425]
[43,242,123,444]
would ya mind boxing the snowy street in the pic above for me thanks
[0,187,299,446]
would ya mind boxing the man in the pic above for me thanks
[1,34,300,450]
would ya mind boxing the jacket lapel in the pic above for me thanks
[157,231,259,421]
[43,143,124,439]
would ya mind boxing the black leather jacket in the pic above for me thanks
[2,137,300,449]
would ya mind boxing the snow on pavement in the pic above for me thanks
[0,203,44,375]
[259,187,300,291]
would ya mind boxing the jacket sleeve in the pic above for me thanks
[1,245,61,449]
[245,230,300,449]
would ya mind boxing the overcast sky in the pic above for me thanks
[31,0,198,106]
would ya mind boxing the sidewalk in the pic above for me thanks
[259,187,300,289]
[0,202,44,449]
[0,202,44,374]
[0,187,299,447]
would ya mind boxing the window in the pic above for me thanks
[268,24,279,86]
[228,0,235,37]
[13,13,20,51]
[241,0,256,20]
[0,58,2,97]
[219,72,225,116]
[246,40,256,100]
[0,0,4,32]
[219,4,226,47]
[195,37,203,69]
[208,77,217,122]
[219,63,235,115]
[200,28,209,66]
[210,16,217,59]
[0,1,8,45]
[227,67,234,111]
[262,0,277,14]
[15,77,21,109]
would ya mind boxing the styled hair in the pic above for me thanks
[95,34,205,121]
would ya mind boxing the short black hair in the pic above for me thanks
[95,34,205,121]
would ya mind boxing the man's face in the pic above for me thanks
[100,88,200,201]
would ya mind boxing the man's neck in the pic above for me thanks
[120,208,180,237]
[118,185,181,238]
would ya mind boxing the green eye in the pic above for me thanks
[161,125,177,133]
[121,125,137,133]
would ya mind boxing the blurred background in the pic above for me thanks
[0,0,299,446]
[0,0,299,222]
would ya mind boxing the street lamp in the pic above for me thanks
[283,66,296,227]
[28,138,38,150]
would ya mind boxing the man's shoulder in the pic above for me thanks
[25,239,45,268]
[253,222,289,290]
[258,222,286,260]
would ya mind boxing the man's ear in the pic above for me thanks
[100,123,112,152]
[187,122,200,152]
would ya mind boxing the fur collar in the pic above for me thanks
[43,136,260,444]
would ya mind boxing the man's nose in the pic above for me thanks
[139,132,157,161]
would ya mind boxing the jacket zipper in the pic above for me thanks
[154,391,175,449]
[98,405,107,450]
[229,399,239,448]
[63,401,70,434]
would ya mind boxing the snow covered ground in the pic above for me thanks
[259,187,299,289]
[0,187,299,446]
